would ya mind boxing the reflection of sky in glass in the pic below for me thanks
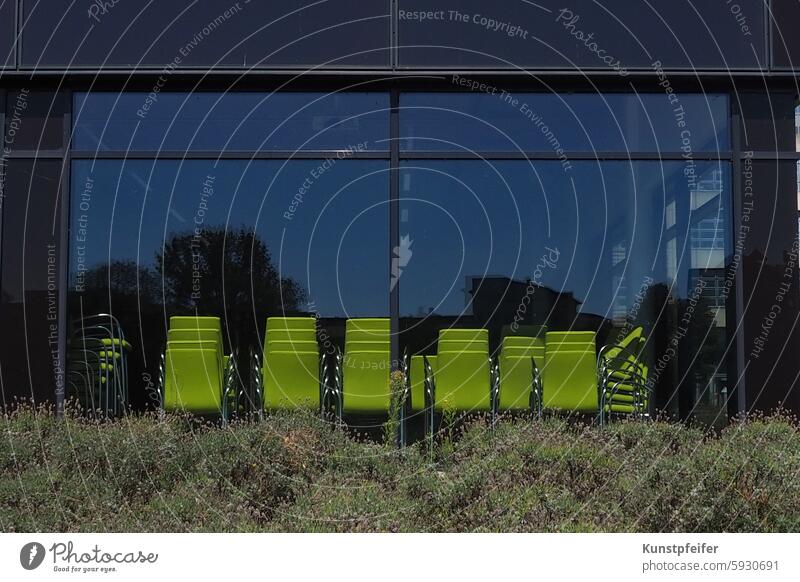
[399,160,730,318]
[400,93,730,153]
[73,92,390,152]
[70,160,389,317]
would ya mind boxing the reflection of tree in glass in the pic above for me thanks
[71,228,305,409]
[156,227,306,347]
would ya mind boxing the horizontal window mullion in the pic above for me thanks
[398,151,733,161]
[69,150,390,160]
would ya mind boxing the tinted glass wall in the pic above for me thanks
[398,92,733,426]
[69,89,735,425]
[70,92,390,409]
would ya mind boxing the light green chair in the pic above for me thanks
[334,318,407,444]
[160,316,237,420]
[423,328,496,445]
[542,331,597,413]
[598,327,650,425]
[252,317,330,416]
[336,318,392,416]
[497,335,544,415]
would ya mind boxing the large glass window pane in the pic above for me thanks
[399,159,731,426]
[73,92,390,152]
[69,159,388,408]
[400,93,729,153]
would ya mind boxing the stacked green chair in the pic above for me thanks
[251,316,332,418]
[597,327,650,425]
[335,318,391,413]
[158,316,237,421]
[423,328,496,442]
[67,313,131,417]
[497,334,545,417]
[334,318,405,440]
[542,331,598,414]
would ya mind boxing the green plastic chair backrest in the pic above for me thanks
[501,324,547,339]
[502,335,544,348]
[438,328,489,342]
[266,328,317,343]
[263,350,320,410]
[545,331,596,346]
[501,344,545,359]
[342,351,391,413]
[346,318,390,333]
[266,340,319,353]
[261,318,320,410]
[344,340,391,353]
[341,319,391,413]
[410,354,437,411]
[498,354,537,411]
[497,335,545,411]
[432,329,491,412]
[266,317,317,332]
[434,348,492,412]
[170,316,221,330]
[437,339,489,353]
[163,346,224,414]
[543,335,597,412]
[168,328,220,343]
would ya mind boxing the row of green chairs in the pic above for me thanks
[412,327,650,435]
[67,313,131,416]
[157,314,650,436]
[157,316,238,421]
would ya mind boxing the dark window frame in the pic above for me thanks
[64,85,800,420]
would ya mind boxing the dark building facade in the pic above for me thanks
[1,0,799,424]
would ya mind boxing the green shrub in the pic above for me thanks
[1,405,798,532]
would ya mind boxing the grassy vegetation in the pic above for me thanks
[1,405,799,532]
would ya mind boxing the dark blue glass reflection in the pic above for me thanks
[399,160,731,426]
[400,93,729,153]
[70,159,388,407]
[73,93,390,152]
